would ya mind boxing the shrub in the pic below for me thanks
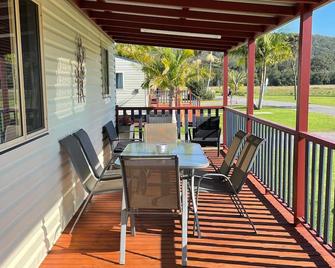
[202,89,216,100]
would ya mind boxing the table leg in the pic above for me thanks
[182,175,188,266]
[190,169,201,238]
[119,189,128,264]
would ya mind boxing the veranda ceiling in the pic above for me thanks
[74,0,331,51]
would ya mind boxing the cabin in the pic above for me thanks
[115,56,147,107]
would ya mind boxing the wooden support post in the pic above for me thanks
[293,8,313,225]
[247,38,255,133]
[223,51,229,145]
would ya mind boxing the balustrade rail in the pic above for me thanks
[116,105,222,141]
[223,107,335,251]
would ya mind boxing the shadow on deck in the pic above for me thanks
[41,150,334,267]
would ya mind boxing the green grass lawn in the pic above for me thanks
[234,106,335,132]
[261,95,335,107]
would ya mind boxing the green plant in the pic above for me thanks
[202,89,216,100]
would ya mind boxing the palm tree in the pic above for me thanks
[256,33,292,109]
[206,52,215,90]
[230,33,293,109]
[141,48,195,106]
[287,34,299,100]
[229,70,246,105]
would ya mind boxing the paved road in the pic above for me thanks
[209,96,335,142]
[212,96,335,116]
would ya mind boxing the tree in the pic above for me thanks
[230,33,293,109]
[206,52,215,90]
[228,70,246,105]
[256,33,292,109]
[287,34,299,99]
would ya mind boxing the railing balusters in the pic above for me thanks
[324,148,333,244]
[305,141,311,222]
[317,145,325,237]
[139,109,143,140]
[177,109,181,139]
[279,131,283,200]
[185,109,189,141]
[310,143,317,230]
[283,132,288,204]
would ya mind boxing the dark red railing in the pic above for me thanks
[224,106,335,251]
[116,105,222,141]
[116,105,335,251]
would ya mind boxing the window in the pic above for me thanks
[116,73,123,89]
[101,47,109,96]
[0,0,45,149]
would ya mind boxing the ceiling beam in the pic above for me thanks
[100,22,254,38]
[91,12,265,33]
[109,32,241,45]
[113,0,296,16]
[80,1,278,25]
[114,39,229,52]
[111,34,238,49]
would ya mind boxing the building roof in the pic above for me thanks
[75,0,331,51]
[115,55,142,65]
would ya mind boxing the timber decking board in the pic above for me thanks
[41,150,334,267]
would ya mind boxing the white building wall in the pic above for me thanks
[115,56,147,107]
[0,1,115,267]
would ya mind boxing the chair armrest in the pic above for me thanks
[194,173,231,190]
[118,138,142,142]
[98,156,120,181]
[188,128,193,140]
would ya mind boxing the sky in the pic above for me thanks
[278,1,335,36]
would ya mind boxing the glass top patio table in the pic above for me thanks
[118,142,209,169]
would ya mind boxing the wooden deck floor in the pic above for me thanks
[41,151,335,267]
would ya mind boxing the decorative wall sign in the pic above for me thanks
[75,35,86,103]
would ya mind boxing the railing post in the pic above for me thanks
[115,105,119,134]
[293,7,313,225]
[247,38,255,133]
[223,51,229,145]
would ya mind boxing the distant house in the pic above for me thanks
[115,56,148,107]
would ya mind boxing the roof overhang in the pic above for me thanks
[73,0,332,52]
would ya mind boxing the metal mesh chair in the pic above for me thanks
[73,129,121,180]
[144,123,177,144]
[195,135,264,233]
[119,155,181,264]
[210,130,247,175]
[59,135,123,234]
[103,120,140,154]
[189,116,221,156]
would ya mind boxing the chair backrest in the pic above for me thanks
[229,135,264,193]
[193,116,220,139]
[196,116,220,130]
[120,155,180,211]
[147,113,173,124]
[59,135,98,194]
[73,129,103,178]
[5,125,20,142]
[145,123,177,144]
[219,130,247,175]
[103,120,118,143]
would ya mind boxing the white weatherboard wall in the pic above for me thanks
[0,1,116,267]
[115,56,147,107]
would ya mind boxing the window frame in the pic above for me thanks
[101,45,110,97]
[0,0,47,152]
[116,72,124,90]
